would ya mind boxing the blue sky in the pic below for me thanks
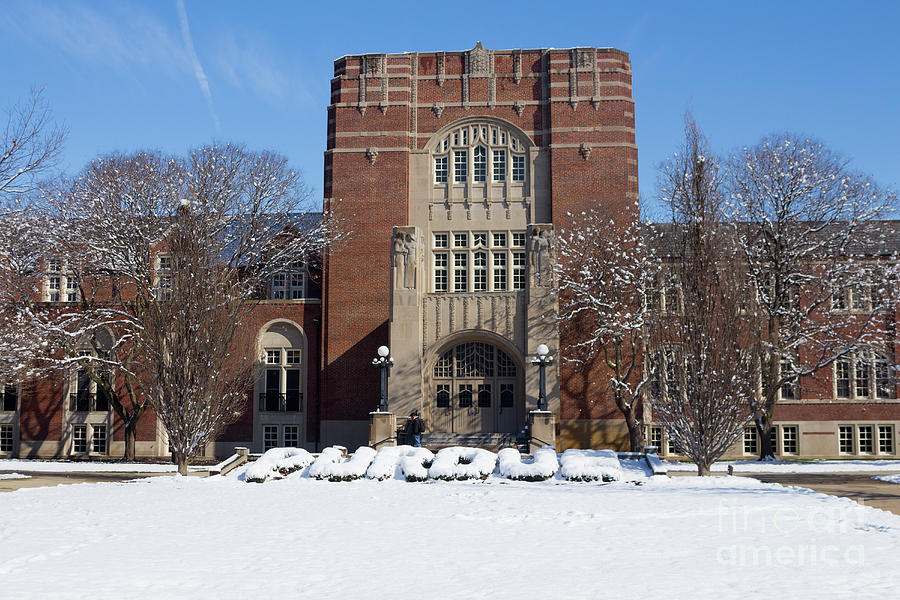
[1,0,898,217]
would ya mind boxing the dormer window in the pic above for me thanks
[44,259,78,302]
[269,262,306,300]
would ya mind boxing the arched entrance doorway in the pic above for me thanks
[427,340,524,434]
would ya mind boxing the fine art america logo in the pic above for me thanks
[716,499,869,566]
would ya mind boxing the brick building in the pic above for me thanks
[2,43,897,461]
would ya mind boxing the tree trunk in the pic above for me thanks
[174,452,188,476]
[697,461,711,476]
[625,413,644,453]
[755,417,775,460]
[123,422,136,462]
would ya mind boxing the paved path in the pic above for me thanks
[743,472,900,515]
[0,470,207,493]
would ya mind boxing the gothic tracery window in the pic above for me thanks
[433,123,527,185]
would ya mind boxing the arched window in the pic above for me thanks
[433,123,528,186]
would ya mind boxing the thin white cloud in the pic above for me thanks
[175,0,220,131]
[215,33,294,105]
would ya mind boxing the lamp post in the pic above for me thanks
[531,343,553,411]
[372,345,393,412]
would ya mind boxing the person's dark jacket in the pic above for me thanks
[409,416,425,435]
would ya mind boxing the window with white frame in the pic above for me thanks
[269,262,306,300]
[0,425,12,452]
[91,425,107,454]
[284,425,299,448]
[431,230,528,293]
[835,349,894,399]
[879,425,894,454]
[261,347,302,412]
[838,425,854,454]
[433,123,527,186]
[781,425,798,454]
[858,425,874,454]
[72,424,88,453]
[779,361,795,399]
[743,427,758,455]
[44,259,78,302]
[647,426,663,452]
[156,254,173,301]
[263,425,279,451]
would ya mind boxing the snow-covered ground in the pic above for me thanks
[0,473,30,480]
[666,458,900,473]
[1,472,898,598]
[875,474,900,484]
[0,459,205,473]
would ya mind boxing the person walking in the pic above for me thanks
[408,410,425,447]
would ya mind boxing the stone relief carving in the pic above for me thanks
[513,50,522,84]
[432,103,444,119]
[366,54,386,76]
[392,229,417,289]
[579,143,592,161]
[365,147,379,165]
[576,48,594,69]
[529,226,555,287]
[513,101,525,116]
[468,42,491,74]
[436,52,445,86]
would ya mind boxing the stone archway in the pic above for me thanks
[426,338,525,434]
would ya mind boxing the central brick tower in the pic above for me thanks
[323,44,638,448]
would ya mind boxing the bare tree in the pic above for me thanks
[650,117,755,475]
[557,204,657,451]
[0,87,66,205]
[728,135,899,459]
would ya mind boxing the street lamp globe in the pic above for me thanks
[536,343,549,357]
[377,345,390,358]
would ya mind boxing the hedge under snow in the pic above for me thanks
[558,449,621,482]
[366,445,435,481]
[497,447,559,481]
[245,447,315,483]
[309,446,377,481]
[428,447,498,480]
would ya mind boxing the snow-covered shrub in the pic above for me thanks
[310,446,377,482]
[558,449,621,482]
[244,447,315,483]
[428,447,497,481]
[497,447,559,481]
[366,446,435,481]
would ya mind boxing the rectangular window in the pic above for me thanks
[831,287,846,310]
[499,383,514,408]
[512,232,526,248]
[769,427,777,454]
[157,275,172,301]
[477,384,492,408]
[493,253,507,291]
[782,426,798,454]
[473,252,487,292]
[91,425,107,454]
[855,354,870,398]
[271,274,286,299]
[492,149,506,182]
[839,425,854,454]
[48,276,61,302]
[263,425,279,451]
[743,427,758,455]
[493,232,507,248]
[290,273,305,299]
[266,350,281,365]
[454,233,468,248]
[664,350,680,399]
[434,156,448,183]
[836,359,851,398]
[434,233,449,248]
[285,369,301,412]
[0,424,12,452]
[648,426,663,452]
[2,385,17,412]
[876,356,892,398]
[858,425,874,454]
[158,256,173,271]
[512,155,525,182]
[454,150,468,183]
[458,384,473,408]
[453,253,468,292]
[283,426,299,448]
[73,424,88,453]
[512,252,526,290]
[433,252,448,292]
[286,350,301,365]
[473,146,486,182]
[472,232,487,248]
[879,425,894,454]
[780,361,794,399]
[66,277,78,302]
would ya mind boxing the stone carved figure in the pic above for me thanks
[530,229,553,286]
[468,42,491,74]
[393,232,417,289]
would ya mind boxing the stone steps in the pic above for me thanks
[422,433,527,453]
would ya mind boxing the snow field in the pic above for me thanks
[428,447,498,480]
[497,447,559,481]
[0,459,201,473]
[667,458,900,473]
[558,449,622,481]
[2,473,899,598]
[0,473,30,480]
[875,474,900,484]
